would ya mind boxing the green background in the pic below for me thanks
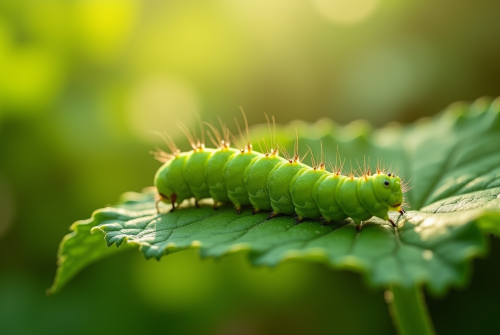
[1,1,500,334]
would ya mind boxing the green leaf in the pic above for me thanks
[47,191,154,295]
[50,97,500,295]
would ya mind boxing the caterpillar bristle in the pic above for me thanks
[177,121,198,150]
[339,157,346,175]
[204,120,224,149]
[207,132,218,148]
[150,147,175,163]
[257,139,264,154]
[264,113,272,151]
[386,162,394,175]
[238,106,251,150]
[319,141,326,170]
[293,129,300,162]
[401,185,413,194]
[299,143,309,164]
[271,117,279,156]
[234,108,252,152]
[355,158,364,178]
[205,124,221,149]
[230,132,243,152]
[277,142,291,162]
[365,156,371,177]
[326,159,334,173]
[263,138,270,155]
[272,116,279,155]
[376,156,384,174]
[261,113,280,157]
[306,145,316,168]
[349,160,355,179]
[393,166,401,178]
[215,116,231,149]
[333,146,345,175]
[153,131,179,155]
[195,113,205,149]
[152,131,181,163]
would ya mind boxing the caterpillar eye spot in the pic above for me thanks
[383,180,390,186]
[387,173,391,177]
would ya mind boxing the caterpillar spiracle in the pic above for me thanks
[153,113,408,230]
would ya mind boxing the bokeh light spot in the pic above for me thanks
[127,76,199,143]
[74,0,137,61]
[336,42,435,123]
[312,0,380,24]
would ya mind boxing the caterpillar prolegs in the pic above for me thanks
[153,115,407,229]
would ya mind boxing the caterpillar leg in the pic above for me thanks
[155,193,169,214]
[252,208,261,215]
[398,209,406,220]
[170,193,177,213]
[388,219,397,228]
[195,200,200,209]
[295,217,304,225]
[213,202,219,210]
[155,199,161,213]
[356,221,364,231]
[320,217,330,226]
[236,206,241,214]
[266,211,279,220]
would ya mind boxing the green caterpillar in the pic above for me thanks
[153,116,407,229]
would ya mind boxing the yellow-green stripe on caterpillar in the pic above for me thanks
[153,114,407,230]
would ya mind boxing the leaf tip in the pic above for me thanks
[191,240,202,247]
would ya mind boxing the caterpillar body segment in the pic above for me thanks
[184,148,214,201]
[289,167,329,220]
[244,154,285,212]
[312,174,348,222]
[205,147,238,206]
[335,177,372,224]
[154,152,193,208]
[267,161,309,215]
[223,150,260,213]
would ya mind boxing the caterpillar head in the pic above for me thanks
[373,173,404,211]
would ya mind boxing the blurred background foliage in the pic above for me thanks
[1,0,500,334]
